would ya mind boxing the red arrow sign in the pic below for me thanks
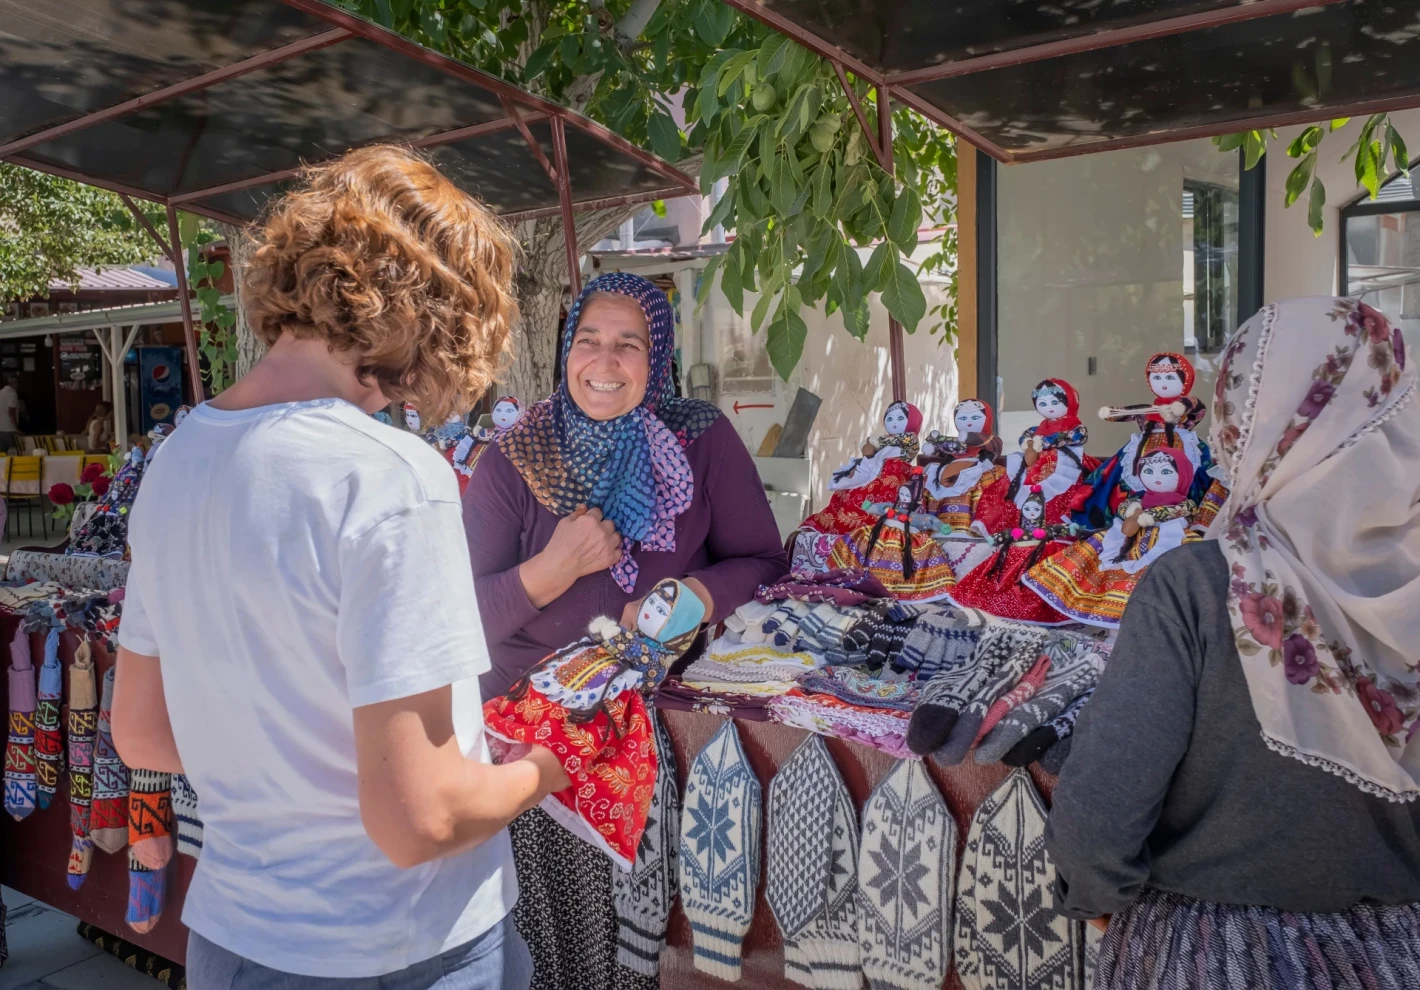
[733,401,775,414]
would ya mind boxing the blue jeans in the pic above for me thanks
[186,914,532,990]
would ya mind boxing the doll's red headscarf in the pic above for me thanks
[953,398,995,438]
[1031,379,1081,435]
[1139,446,1194,509]
[1146,352,1196,402]
[887,400,924,435]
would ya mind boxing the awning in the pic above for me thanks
[722,0,1420,163]
[0,297,234,342]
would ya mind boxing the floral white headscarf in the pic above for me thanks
[1208,297,1420,801]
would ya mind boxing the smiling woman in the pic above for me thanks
[462,271,789,989]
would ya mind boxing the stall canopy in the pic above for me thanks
[722,0,1420,164]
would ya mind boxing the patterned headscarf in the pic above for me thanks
[1209,297,1420,802]
[496,272,721,593]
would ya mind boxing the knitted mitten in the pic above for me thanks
[955,770,1083,990]
[866,619,913,671]
[90,668,130,853]
[5,627,37,821]
[66,642,98,889]
[909,610,983,681]
[767,735,859,989]
[907,624,1014,756]
[858,759,954,990]
[34,629,64,810]
[800,776,860,990]
[171,775,203,860]
[1004,690,1094,769]
[978,650,1105,766]
[679,720,761,982]
[766,602,810,650]
[974,651,1052,746]
[127,768,173,870]
[613,710,679,977]
[126,847,165,934]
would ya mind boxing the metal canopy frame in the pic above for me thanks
[719,0,1420,166]
[2,0,697,395]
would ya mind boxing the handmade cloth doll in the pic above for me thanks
[67,447,145,558]
[1072,352,1219,531]
[827,471,956,602]
[172,405,191,429]
[948,487,1077,625]
[919,398,1005,533]
[1026,447,1200,628]
[479,396,524,439]
[797,401,924,542]
[416,407,480,495]
[484,578,705,870]
[993,379,1091,524]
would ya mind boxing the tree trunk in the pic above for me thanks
[218,222,265,381]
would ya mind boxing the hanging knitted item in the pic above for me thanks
[955,770,1084,990]
[34,629,64,810]
[975,651,1053,745]
[678,720,762,982]
[126,847,165,934]
[767,735,860,989]
[5,626,36,821]
[66,641,98,889]
[128,768,172,870]
[612,709,680,978]
[858,759,955,990]
[90,668,130,853]
[171,775,203,860]
[485,578,705,870]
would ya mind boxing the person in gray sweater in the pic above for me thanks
[1047,296,1420,989]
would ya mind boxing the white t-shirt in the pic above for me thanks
[119,399,515,978]
[0,385,19,431]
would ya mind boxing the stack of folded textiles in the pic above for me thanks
[654,679,776,721]
[678,629,823,697]
[767,666,919,758]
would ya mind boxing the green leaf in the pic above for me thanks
[716,50,755,97]
[721,251,744,313]
[1389,124,1410,176]
[1358,139,1384,199]
[1213,133,1247,153]
[709,127,756,184]
[559,34,579,68]
[1284,153,1315,207]
[766,288,808,380]
[863,241,893,292]
[835,242,864,309]
[1308,177,1327,237]
[811,162,833,218]
[887,186,922,251]
[769,152,797,216]
[881,260,927,332]
[522,40,559,82]
[1287,126,1324,159]
[372,0,393,27]
[702,183,736,235]
[751,285,776,333]
[756,35,789,80]
[647,111,681,163]
[842,297,870,340]
[1244,131,1268,170]
[1330,118,1351,131]
[178,211,200,246]
[697,254,724,307]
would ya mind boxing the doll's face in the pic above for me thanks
[1021,498,1044,523]
[1034,390,1068,421]
[954,403,987,437]
[883,404,909,434]
[1140,454,1180,494]
[173,406,190,428]
[403,405,422,431]
[637,590,674,639]
[1149,370,1185,399]
[492,399,522,429]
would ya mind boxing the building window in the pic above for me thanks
[1184,179,1239,356]
[1341,166,1420,340]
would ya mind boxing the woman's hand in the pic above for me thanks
[1088,915,1111,933]
[619,577,714,633]
[518,506,622,609]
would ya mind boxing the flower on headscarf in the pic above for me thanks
[1283,634,1319,685]
[1240,593,1285,650]
[1359,303,1391,344]
[1277,423,1309,456]
[1217,423,1241,449]
[1237,506,1259,529]
[1357,677,1404,737]
[1300,606,1321,641]
[1393,327,1406,371]
[1298,379,1336,419]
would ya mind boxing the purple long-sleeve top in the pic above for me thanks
[463,415,790,698]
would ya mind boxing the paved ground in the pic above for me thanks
[1,888,167,990]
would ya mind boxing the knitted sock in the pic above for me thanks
[126,848,165,934]
[859,759,954,990]
[171,775,203,860]
[903,610,983,680]
[955,769,1083,990]
[34,629,65,810]
[128,769,173,870]
[613,710,679,977]
[978,650,1105,766]
[90,669,130,853]
[679,720,761,982]
[936,627,1048,766]
[1007,692,1094,769]
[975,650,1052,745]
[5,627,37,821]
[907,624,1014,756]
[767,603,810,649]
[1038,736,1073,776]
[66,642,98,889]
[843,608,888,654]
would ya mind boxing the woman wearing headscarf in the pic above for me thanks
[1047,297,1420,988]
[464,271,788,989]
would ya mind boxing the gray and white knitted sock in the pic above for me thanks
[171,774,202,860]
[679,720,762,982]
[859,759,954,990]
[1004,687,1096,769]
[977,649,1105,765]
[907,623,1027,757]
[955,769,1084,990]
[614,710,680,976]
[936,627,1048,766]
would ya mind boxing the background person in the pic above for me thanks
[84,400,113,453]
[110,145,567,990]
[0,373,20,453]
[1047,297,1420,989]
[464,271,788,989]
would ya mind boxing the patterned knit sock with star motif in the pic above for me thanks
[66,642,98,889]
[5,627,37,822]
[128,768,173,870]
[34,629,65,810]
[90,667,130,854]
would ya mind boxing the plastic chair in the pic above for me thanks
[4,455,45,540]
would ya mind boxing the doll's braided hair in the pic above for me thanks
[865,468,926,580]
